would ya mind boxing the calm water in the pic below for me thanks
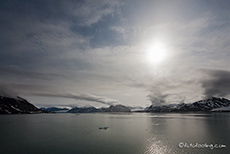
[0,113,229,154]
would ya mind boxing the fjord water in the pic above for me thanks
[0,113,229,154]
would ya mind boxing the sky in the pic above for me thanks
[1,0,230,108]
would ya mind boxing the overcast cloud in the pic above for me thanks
[1,0,230,107]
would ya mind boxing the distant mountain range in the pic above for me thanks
[67,105,131,113]
[1,95,230,114]
[41,105,141,113]
[145,97,230,112]
[48,97,230,113]
[40,107,69,113]
[0,96,47,114]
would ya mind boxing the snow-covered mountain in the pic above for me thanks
[146,97,230,112]
[0,96,47,114]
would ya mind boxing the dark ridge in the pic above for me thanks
[0,96,48,114]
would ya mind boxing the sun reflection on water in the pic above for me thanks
[144,136,175,154]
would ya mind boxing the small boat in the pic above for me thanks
[99,126,109,130]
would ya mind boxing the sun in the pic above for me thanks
[145,41,167,64]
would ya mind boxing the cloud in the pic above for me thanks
[0,66,57,80]
[127,66,205,105]
[32,92,118,105]
[201,69,230,98]
[129,79,178,106]
[1,0,230,108]
[68,0,123,26]
[147,92,168,106]
[0,74,121,106]
[0,85,18,98]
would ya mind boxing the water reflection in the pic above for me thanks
[0,113,229,154]
[144,113,230,154]
[144,136,174,154]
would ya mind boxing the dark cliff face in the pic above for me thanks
[0,96,46,114]
[146,97,230,112]
[104,105,131,112]
[67,106,100,113]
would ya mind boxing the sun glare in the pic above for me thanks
[145,41,167,64]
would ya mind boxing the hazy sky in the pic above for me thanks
[1,0,230,108]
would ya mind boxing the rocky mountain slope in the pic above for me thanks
[67,106,100,113]
[103,105,131,112]
[146,97,230,112]
[0,96,47,114]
